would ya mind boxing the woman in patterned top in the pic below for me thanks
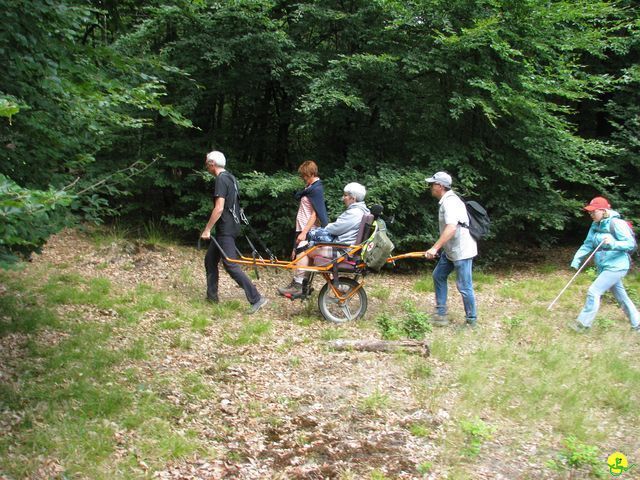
[277,161,328,295]
[291,161,328,258]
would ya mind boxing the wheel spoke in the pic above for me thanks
[341,303,353,321]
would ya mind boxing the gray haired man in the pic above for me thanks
[200,151,268,314]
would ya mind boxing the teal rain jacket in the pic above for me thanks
[571,210,636,272]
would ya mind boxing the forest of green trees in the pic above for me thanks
[1,0,639,264]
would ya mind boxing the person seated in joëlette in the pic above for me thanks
[277,182,369,297]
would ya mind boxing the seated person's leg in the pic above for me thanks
[277,247,334,296]
[278,251,311,296]
[310,246,335,261]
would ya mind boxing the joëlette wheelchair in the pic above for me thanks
[205,206,424,323]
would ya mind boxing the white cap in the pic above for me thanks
[206,151,226,167]
[426,171,452,188]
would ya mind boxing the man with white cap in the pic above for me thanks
[200,150,268,314]
[425,171,478,328]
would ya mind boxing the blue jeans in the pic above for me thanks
[577,269,639,329]
[432,254,477,323]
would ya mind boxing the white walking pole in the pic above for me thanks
[547,239,606,311]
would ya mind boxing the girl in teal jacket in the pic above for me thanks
[569,196,639,332]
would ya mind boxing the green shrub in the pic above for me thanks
[376,312,403,340]
[376,302,432,340]
[401,301,432,340]
[547,435,605,478]
[460,417,494,457]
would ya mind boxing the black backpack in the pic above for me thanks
[460,200,491,241]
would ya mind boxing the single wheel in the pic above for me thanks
[318,277,368,323]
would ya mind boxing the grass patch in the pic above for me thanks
[472,271,496,291]
[293,315,316,327]
[408,422,430,438]
[416,461,433,474]
[223,319,272,346]
[406,358,433,380]
[429,336,462,363]
[87,222,133,247]
[369,285,391,300]
[0,268,211,478]
[534,263,561,274]
[358,389,391,415]
[137,419,203,460]
[170,334,193,350]
[455,337,640,438]
[181,372,215,400]
[190,312,211,332]
[125,338,148,360]
[547,435,605,478]
[320,327,343,341]
[159,318,183,330]
[41,274,111,306]
[501,313,525,331]
[141,219,175,247]
[497,276,567,303]
[414,275,434,293]
[0,290,59,335]
[121,284,169,312]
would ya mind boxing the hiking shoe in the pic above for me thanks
[248,296,269,315]
[430,314,450,327]
[277,281,303,296]
[464,319,478,329]
[206,296,219,304]
[567,321,589,334]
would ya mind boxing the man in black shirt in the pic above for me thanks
[200,151,268,314]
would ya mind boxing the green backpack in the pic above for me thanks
[362,219,395,271]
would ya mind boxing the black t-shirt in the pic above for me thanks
[213,171,241,237]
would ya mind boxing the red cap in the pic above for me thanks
[583,196,611,211]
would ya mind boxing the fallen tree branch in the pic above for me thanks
[328,339,430,357]
[74,157,160,196]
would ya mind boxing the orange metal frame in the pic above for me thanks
[226,243,425,272]
[228,242,425,271]
[222,243,425,303]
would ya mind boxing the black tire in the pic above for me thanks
[318,277,368,323]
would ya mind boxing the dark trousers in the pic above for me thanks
[205,234,260,305]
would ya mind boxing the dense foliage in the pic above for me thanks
[0,0,190,261]
[2,0,639,259]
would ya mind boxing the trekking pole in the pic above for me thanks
[547,238,606,311]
